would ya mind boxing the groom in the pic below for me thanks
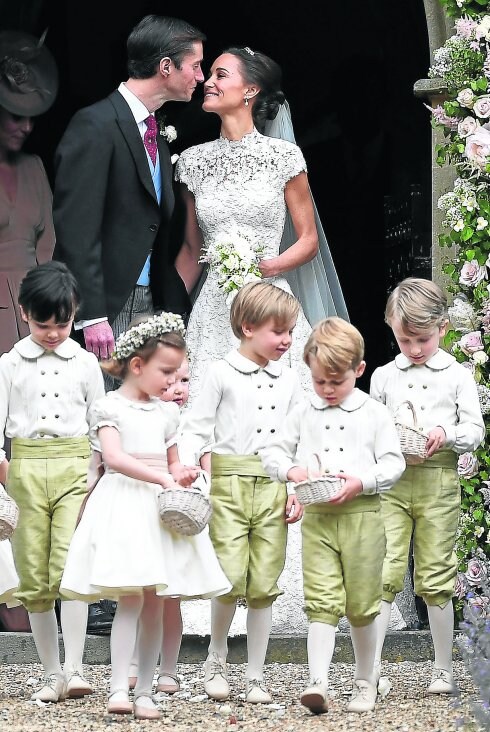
[52,14,205,635]
[53,14,206,360]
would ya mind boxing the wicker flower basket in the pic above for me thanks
[395,400,429,466]
[294,454,343,505]
[0,484,19,541]
[158,480,212,536]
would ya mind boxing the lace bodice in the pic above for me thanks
[175,128,306,259]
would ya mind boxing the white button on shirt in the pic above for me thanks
[370,349,485,453]
[0,337,105,461]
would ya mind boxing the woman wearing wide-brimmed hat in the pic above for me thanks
[0,30,58,355]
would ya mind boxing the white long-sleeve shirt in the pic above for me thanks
[260,388,405,495]
[370,350,484,454]
[178,350,304,466]
[0,336,105,461]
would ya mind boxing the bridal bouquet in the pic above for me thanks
[199,233,264,306]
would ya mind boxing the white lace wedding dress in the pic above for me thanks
[175,128,336,637]
[176,128,314,402]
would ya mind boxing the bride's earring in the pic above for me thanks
[244,96,249,106]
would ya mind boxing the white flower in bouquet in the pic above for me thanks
[199,232,264,304]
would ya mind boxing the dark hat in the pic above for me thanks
[0,30,58,117]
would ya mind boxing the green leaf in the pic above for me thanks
[461,227,474,241]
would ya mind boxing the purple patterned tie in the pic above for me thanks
[143,114,158,166]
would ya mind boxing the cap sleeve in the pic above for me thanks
[279,142,307,186]
[89,394,122,450]
[175,149,195,193]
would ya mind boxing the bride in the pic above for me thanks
[175,45,347,401]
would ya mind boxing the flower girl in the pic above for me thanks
[61,314,230,721]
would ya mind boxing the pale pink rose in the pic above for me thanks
[458,116,481,138]
[459,331,484,354]
[455,17,478,39]
[457,88,476,108]
[474,96,490,118]
[465,126,490,169]
[466,558,488,586]
[454,572,469,599]
[459,260,487,287]
[458,451,480,478]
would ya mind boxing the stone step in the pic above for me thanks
[0,630,462,665]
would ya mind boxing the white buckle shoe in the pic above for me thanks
[203,652,229,700]
[347,679,377,713]
[427,668,457,694]
[245,678,272,704]
[300,679,328,714]
[31,673,67,703]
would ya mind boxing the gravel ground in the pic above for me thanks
[0,661,481,731]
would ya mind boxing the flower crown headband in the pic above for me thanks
[112,312,186,361]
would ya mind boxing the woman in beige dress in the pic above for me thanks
[0,30,58,354]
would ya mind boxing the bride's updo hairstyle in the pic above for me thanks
[223,46,285,130]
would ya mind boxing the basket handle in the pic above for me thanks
[306,453,325,481]
[192,469,211,497]
[395,400,418,428]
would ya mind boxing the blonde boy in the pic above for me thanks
[261,317,405,714]
[370,278,484,694]
[179,282,304,704]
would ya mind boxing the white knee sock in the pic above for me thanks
[60,600,88,675]
[159,598,182,676]
[307,622,336,685]
[208,599,236,659]
[28,610,62,677]
[110,595,143,695]
[427,602,454,673]
[134,592,164,698]
[246,606,272,681]
[351,622,377,684]
[374,600,392,665]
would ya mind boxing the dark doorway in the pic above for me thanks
[1,0,430,384]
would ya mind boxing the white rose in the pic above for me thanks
[457,88,476,108]
[243,273,262,285]
[473,350,489,364]
[458,116,481,138]
[164,125,177,142]
[474,96,490,119]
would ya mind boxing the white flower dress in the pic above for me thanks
[60,391,231,601]
[176,128,313,402]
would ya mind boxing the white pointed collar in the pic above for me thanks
[14,336,81,360]
[225,349,282,377]
[394,348,455,371]
[309,387,369,412]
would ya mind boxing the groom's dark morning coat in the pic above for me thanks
[53,90,190,323]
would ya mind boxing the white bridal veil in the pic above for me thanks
[264,101,349,324]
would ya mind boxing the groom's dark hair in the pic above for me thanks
[127,15,206,77]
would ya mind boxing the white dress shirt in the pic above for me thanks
[370,349,484,453]
[0,336,105,461]
[260,388,406,494]
[178,350,304,466]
